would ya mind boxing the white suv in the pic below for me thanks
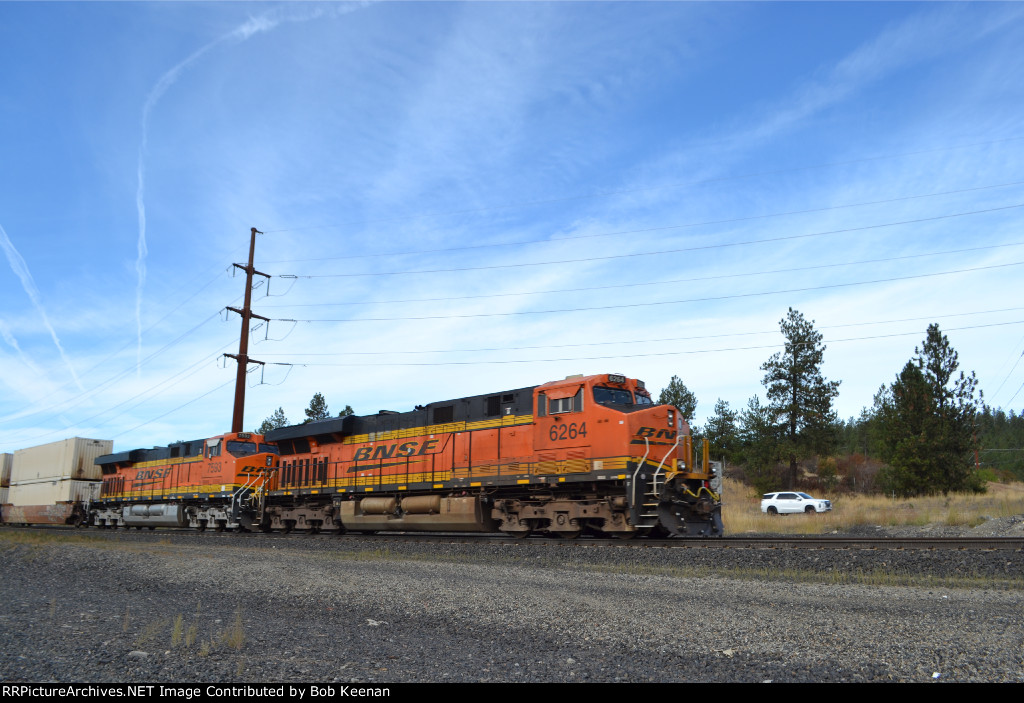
[761,492,832,515]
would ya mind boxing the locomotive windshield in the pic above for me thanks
[226,441,279,457]
[593,386,634,405]
[226,441,257,457]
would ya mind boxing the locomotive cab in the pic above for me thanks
[532,373,721,537]
[92,431,279,531]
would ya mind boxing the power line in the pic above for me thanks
[261,136,1024,235]
[267,179,1024,263]
[0,310,233,426]
[987,334,1024,403]
[7,343,237,444]
[260,241,1024,308]
[272,261,1024,323]
[111,379,235,440]
[3,271,242,417]
[259,320,1024,368]
[254,306,1024,358]
[1005,380,1024,406]
[272,202,1024,279]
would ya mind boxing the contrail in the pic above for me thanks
[133,5,353,371]
[0,317,47,381]
[0,224,84,391]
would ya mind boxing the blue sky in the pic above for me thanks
[2,2,1024,454]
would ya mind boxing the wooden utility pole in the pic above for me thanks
[225,227,270,433]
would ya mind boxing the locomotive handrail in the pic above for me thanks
[631,437,651,509]
[652,432,681,497]
[231,469,264,517]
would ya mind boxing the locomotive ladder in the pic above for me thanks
[632,434,680,529]
[230,470,271,523]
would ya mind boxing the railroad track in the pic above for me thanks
[4,525,1021,550]
[334,533,1024,550]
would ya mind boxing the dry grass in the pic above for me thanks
[722,478,1024,534]
[219,607,245,651]
[171,614,184,647]
[134,617,170,647]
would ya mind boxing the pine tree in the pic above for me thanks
[703,398,739,462]
[658,375,697,419]
[876,324,982,496]
[338,405,355,417]
[875,362,934,496]
[737,395,782,494]
[256,407,289,435]
[760,308,840,487]
[304,393,330,423]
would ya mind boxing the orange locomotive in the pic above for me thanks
[91,432,279,531]
[264,373,722,537]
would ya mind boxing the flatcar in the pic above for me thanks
[264,372,722,537]
[90,432,279,531]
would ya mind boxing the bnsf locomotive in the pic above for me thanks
[14,373,723,537]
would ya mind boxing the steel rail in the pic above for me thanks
[3,525,1021,550]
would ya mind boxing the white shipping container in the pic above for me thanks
[1,453,11,487]
[11,437,113,482]
[7,478,101,506]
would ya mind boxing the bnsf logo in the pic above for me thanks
[352,439,439,461]
[635,427,677,440]
[135,467,173,480]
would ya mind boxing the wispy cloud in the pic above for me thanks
[0,224,84,391]
[133,4,362,371]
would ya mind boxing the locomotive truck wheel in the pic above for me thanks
[197,521,207,532]
[282,521,294,534]
[553,530,581,539]
[215,521,226,533]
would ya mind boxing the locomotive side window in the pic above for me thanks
[549,389,583,414]
[550,397,572,413]
[537,392,547,416]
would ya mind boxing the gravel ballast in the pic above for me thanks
[1,528,1021,683]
